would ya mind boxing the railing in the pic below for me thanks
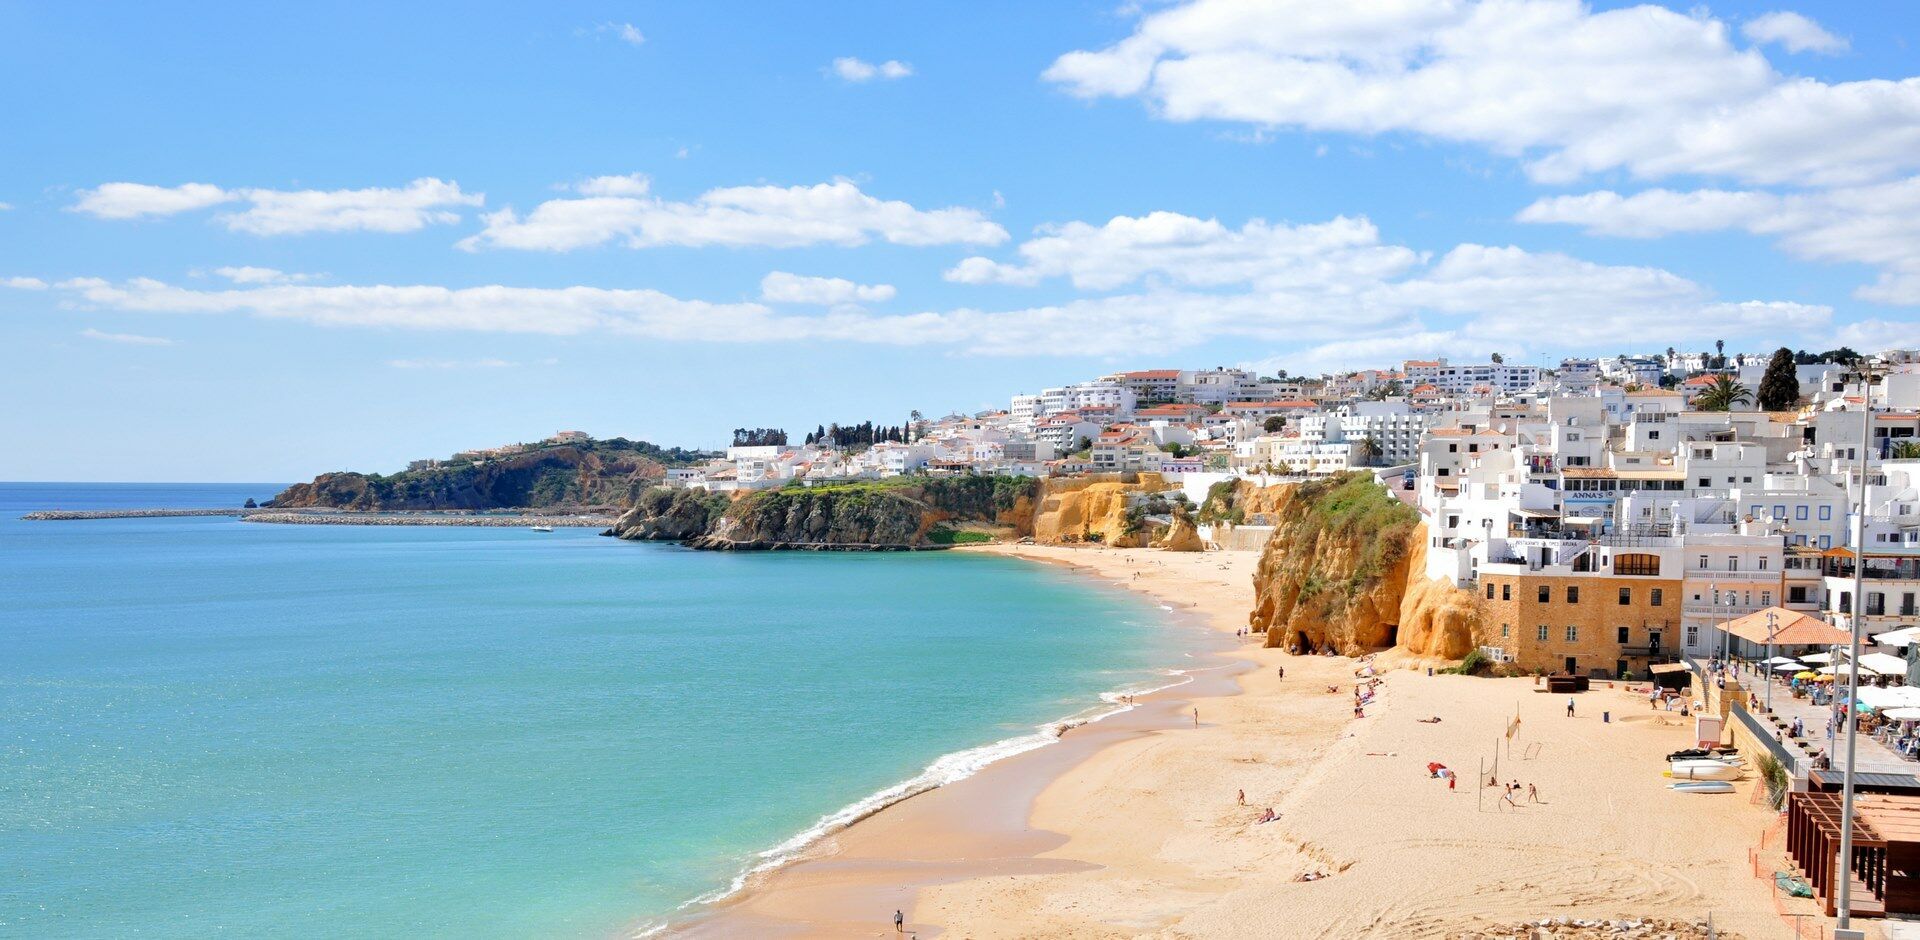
[1730,702,1801,776]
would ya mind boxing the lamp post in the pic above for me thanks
[1765,609,1780,714]
[1837,359,1881,932]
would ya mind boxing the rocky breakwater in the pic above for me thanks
[22,508,250,521]
[1244,473,1479,658]
[607,476,1036,550]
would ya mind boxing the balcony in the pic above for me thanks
[1621,643,1669,658]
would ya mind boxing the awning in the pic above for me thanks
[1509,508,1559,519]
[1877,627,1920,648]
[1649,663,1688,674]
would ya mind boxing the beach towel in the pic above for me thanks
[1773,872,1813,898]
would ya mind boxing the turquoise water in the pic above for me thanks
[0,483,1193,939]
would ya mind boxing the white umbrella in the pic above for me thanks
[1859,652,1909,675]
[1801,651,1836,664]
[1823,662,1885,677]
[1883,707,1920,721]
[1875,626,1920,648]
[1772,661,1805,672]
[1766,655,1803,664]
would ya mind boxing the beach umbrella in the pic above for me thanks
[1765,655,1802,664]
[1801,652,1836,664]
[1795,670,1819,680]
[1875,626,1920,648]
[1858,652,1909,675]
[1883,707,1920,721]
[1772,661,1805,672]
[1823,663,1886,677]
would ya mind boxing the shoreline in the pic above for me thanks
[661,543,1271,937]
[665,542,1795,939]
[19,507,616,526]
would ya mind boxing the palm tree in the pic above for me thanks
[1692,374,1752,412]
[1357,436,1383,467]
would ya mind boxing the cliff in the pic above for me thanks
[271,440,701,511]
[608,476,1035,550]
[1028,473,1171,547]
[1245,474,1479,658]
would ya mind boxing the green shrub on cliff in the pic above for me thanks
[1289,472,1419,600]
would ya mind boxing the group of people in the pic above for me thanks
[1495,778,1541,808]
[1237,788,1280,824]
[1645,685,1694,716]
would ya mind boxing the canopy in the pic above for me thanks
[1773,661,1806,672]
[1822,663,1884,677]
[1801,652,1837,664]
[1718,607,1852,647]
[1858,652,1910,675]
[1871,686,1920,708]
[1766,655,1803,664]
[1649,663,1688,674]
[1884,707,1920,720]
[1877,626,1920,648]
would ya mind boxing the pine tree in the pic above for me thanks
[1757,347,1800,411]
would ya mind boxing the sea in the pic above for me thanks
[0,482,1198,938]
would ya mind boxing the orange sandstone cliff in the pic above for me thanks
[1242,474,1479,658]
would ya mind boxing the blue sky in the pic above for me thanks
[2,1,1916,481]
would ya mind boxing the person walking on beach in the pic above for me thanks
[1192,707,1200,728]
[1527,783,1539,803]
[894,909,904,933]
[1237,788,1246,806]
[1566,696,1576,718]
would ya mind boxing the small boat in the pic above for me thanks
[1669,781,1736,794]
[529,525,554,533]
[1666,761,1744,781]
[1667,747,1739,762]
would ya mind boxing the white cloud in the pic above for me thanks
[1519,177,1920,304]
[80,327,175,346]
[832,57,913,82]
[1046,0,1920,187]
[944,212,1417,291]
[574,173,651,197]
[34,207,1831,362]
[0,202,13,210]
[211,266,317,285]
[71,178,482,234]
[1743,11,1847,55]
[760,271,897,305]
[73,182,237,219]
[387,358,520,370]
[596,22,645,46]
[461,177,1006,252]
[4,276,49,290]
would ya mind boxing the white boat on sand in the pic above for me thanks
[1669,781,1736,793]
[1666,761,1744,781]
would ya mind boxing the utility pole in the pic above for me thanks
[1837,358,1881,933]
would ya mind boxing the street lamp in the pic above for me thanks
[1837,358,1882,932]
[1764,609,1780,714]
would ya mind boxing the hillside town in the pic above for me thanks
[641,347,1920,682]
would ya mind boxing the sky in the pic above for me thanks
[2,0,1917,481]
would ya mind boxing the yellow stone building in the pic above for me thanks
[1475,568,1685,677]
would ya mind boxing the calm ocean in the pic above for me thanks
[0,483,1194,938]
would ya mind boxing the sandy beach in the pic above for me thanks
[675,544,1800,939]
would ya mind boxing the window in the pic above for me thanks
[1566,625,1578,642]
[1651,588,1663,606]
[1728,556,1739,572]
[1538,585,1550,603]
[1566,586,1580,603]
[1698,554,1709,569]
[1758,557,1768,571]
[1502,584,1511,601]
[1686,625,1699,647]
[1698,478,1712,488]
[1502,623,1511,637]
[1649,430,1660,440]
[1797,505,1809,520]
[1774,505,1787,519]
[1820,506,1832,521]
[1618,587,1631,605]
[1617,626,1630,643]
[1537,625,1549,641]
[1761,591,1772,607]
[1486,582,1495,599]
[1615,553,1661,576]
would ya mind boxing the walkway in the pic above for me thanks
[1724,660,1916,776]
